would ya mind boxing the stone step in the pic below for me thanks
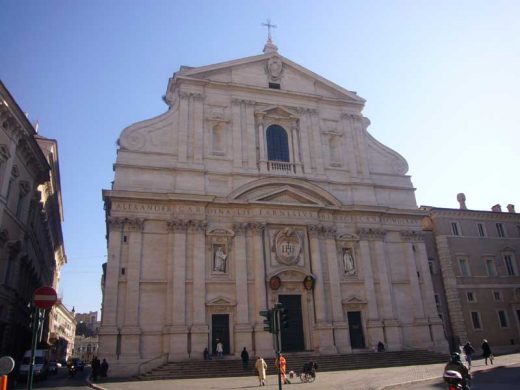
[134,350,449,381]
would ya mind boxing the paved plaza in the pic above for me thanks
[88,353,520,390]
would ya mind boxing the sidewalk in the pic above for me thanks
[87,353,520,390]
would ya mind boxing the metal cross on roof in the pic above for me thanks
[262,19,277,41]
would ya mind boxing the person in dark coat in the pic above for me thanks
[203,347,211,360]
[100,358,109,377]
[481,339,494,365]
[91,356,100,381]
[240,347,249,369]
[462,342,475,369]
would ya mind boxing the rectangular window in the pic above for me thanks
[458,258,470,276]
[428,260,436,275]
[451,222,460,236]
[493,291,502,301]
[471,311,482,330]
[504,255,517,276]
[466,291,476,302]
[498,310,508,328]
[477,223,486,237]
[485,259,497,276]
[496,223,505,237]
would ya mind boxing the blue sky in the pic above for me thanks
[1,1,519,315]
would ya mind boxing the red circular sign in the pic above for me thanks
[33,286,57,309]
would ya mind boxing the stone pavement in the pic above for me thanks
[87,353,520,390]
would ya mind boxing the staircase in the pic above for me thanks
[134,350,449,381]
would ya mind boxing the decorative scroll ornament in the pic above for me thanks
[273,227,302,265]
[303,275,315,291]
[269,275,281,290]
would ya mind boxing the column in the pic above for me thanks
[325,233,348,352]
[416,240,449,350]
[310,110,324,174]
[401,232,429,348]
[341,114,358,175]
[298,109,312,174]
[190,220,209,356]
[163,220,175,355]
[252,223,270,356]
[308,225,335,354]
[169,219,189,360]
[372,237,401,349]
[245,102,257,170]
[357,231,385,348]
[233,223,252,353]
[192,94,204,163]
[98,217,123,361]
[177,92,189,162]
[291,125,303,174]
[231,99,242,168]
[255,113,267,172]
[122,218,144,359]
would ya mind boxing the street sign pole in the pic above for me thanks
[27,307,42,390]
[28,286,57,390]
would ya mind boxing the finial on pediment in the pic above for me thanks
[262,18,278,53]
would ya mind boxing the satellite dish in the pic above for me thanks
[0,356,15,375]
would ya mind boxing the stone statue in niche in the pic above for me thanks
[342,248,356,275]
[213,245,228,273]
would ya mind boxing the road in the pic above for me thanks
[12,366,91,389]
[402,363,520,389]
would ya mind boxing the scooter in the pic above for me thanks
[443,370,470,390]
[68,365,77,378]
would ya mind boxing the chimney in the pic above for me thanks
[456,193,467,209]
[507,204,515,213]
[491,204,502,212]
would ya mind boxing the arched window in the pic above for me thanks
[266,125,289,162]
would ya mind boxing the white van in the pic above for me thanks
[19,349,49,380]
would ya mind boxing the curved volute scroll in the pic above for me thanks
[118,109,176,152]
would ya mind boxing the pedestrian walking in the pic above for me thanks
[241,347,249,369]
[216,340,224,359]
[255,356,267,386]
[275,353,289,384]
[100,358,109,377]
[462,342,475,369]
[91,356,100,381]
[482,339,494,365]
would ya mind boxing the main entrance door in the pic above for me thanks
[211,314,230,355]
[347,311,366,349]
[279,295,305,352]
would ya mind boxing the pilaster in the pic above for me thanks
[231,99,242,168]
[309,110,324,174]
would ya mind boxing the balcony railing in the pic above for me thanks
[267,160,296,174]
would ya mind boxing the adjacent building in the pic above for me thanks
[49,300,76,362]
[100,39,447,376]
[74,334,99,363]
[75,311,100,335]
[0,81,67,364]
[422,196,520,353]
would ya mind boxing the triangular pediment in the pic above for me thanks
[342,295,367,305]
[253,186,324,206]
[171,52,365,103]
[258,106,297,119]
[207,296,236,306]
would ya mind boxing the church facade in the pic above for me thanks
[99,40,447,376]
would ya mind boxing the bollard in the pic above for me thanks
[0,375,7,390]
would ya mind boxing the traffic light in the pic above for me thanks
[279,307,289,329]
[260,309,274,333]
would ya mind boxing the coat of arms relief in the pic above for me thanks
[271,227,304,266]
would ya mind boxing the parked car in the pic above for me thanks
[48,361,58,375]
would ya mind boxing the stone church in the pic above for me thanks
[99,37,448,376]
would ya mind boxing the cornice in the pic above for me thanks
[173,75,363,108]
[424,207,520,222]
